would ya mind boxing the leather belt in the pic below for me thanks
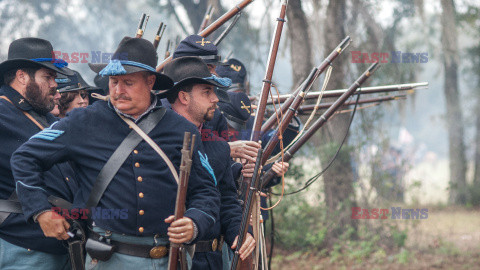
[89,231,169,259]
[194,236,224,253]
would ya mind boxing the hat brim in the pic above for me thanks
[156,77,230,103]
[225,117,246,131]
[88,63,173,91]
[58,86,103,93]
[0,59,74,85]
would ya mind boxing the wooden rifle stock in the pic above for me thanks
[156,0,254,72]
[167,132,196,270]
[230,149,264,270]
[136,13,147,38]
[264,82,429,104]
[261,36,351,133]
[261,63,380,188]
[297,94,407,114]
[261,67,318,165]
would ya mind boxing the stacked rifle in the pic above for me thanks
[129,1,428,269]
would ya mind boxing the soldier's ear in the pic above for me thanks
[16,69,29,85]
[178,91,190,105]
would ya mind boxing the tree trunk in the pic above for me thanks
[321,0,357,243]
[441,0,467,204]
[475,102,480,185]
[286,0,313,88]
[176,0,209,33]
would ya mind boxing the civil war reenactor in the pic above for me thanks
[215,58,250,95]
[217,91,290,188]
[10,37,220,269]
[55,70,103,118]
[171,34,230,137]
[0,37,78,269]
[167,35,262,175]
[163,56,256,270]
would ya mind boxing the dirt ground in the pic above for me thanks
[270,207,480,269]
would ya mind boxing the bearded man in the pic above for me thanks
[0,37,78,269]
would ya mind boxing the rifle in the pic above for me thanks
[156,0,254,71]
[135,13,147,38]
[230,149,263,270]
[263,82,429,104]
[238,0,287,201]
[153,22,164,50]
[261,62,380,189]
[261,67,318,165]
[198,4,215,33]
[167,132,196,270]
[165,40,172,60]
[214,12,242,46]
[261,36,351,133]
[297,94,406,114]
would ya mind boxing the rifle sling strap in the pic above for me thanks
[85,107,166,210]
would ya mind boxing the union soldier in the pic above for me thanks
[0,37,78,269]
[10,37,220,269]
[218,91,290,187]
[215,58,250,94]
[163,56,255,270]
[171,35,231,140]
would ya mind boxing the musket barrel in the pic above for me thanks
[214,12,242,46]
[136,13,147,38]
[261,63,380,188]
[261,67,318,165]
[250,0,288,142]
[156,0,254,72]
[264,82,429,103]
[297,94,407,113]
[261,36,351,133]
[153,22,164,49]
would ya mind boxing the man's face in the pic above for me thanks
[185,84,219,125]
[109,72,155,118]
[25,68,59,114]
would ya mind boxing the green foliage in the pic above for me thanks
[396,248,410,264]
[270,195,327,250]
[466,182,480,206]
[392,229,407,248]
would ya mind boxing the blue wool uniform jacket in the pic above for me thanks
[10,99,220,240]
[0,85,78,254]
[193,132,243,270]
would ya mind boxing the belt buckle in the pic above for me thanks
[211,238,218,252]
[149,246,168,259]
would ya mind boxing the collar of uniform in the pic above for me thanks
[111,94,160,123]
[0,85,34,111]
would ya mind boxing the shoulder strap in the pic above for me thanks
[85,107,166,209]
[0,95,45,130]
[120,115,180,184]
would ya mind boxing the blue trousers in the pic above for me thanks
[0,238,70,270]
[86,227,191,270]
